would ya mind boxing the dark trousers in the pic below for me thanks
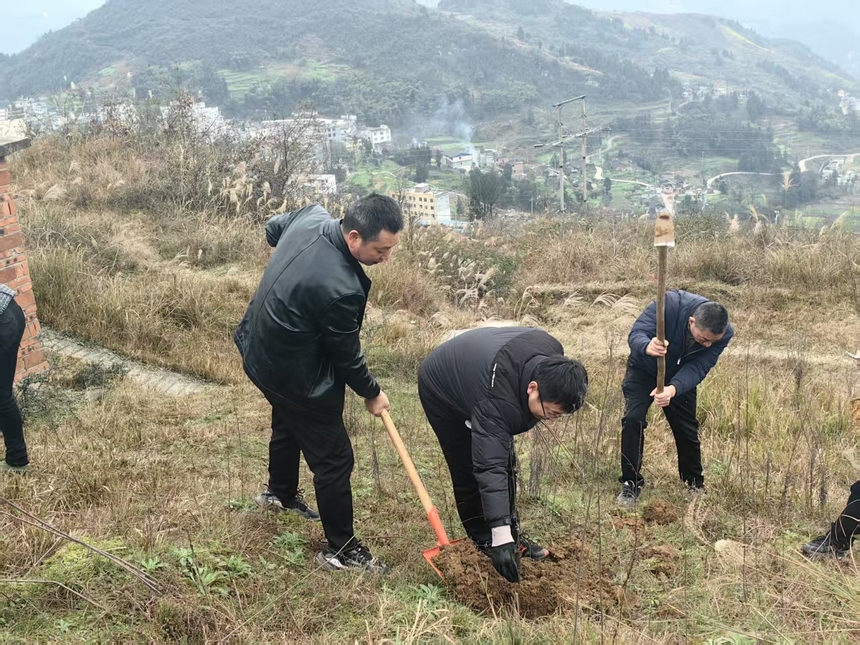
[264,395,355,551]
[620,366,702,488]
[0,301,26,467]
[418,381,517,546]
[830,480,860,547]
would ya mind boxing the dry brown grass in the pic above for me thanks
[2,332,859,642]
[3,132,860,641]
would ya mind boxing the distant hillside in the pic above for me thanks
[569,0,860,80]
[0,0,856,124]
[438,0,857,96]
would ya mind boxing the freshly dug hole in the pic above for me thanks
[434,539,623,618]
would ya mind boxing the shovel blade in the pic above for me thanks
[423,539,465,579]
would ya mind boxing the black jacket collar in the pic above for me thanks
[518,355,547,429]
[324,218,372,294]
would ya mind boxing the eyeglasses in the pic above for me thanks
[539,392,575,420]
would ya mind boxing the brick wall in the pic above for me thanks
[0,155,48,381]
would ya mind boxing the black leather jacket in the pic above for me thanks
[234,205,380,419]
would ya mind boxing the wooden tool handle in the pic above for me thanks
[656,246,668,394]
[381,410,450,546]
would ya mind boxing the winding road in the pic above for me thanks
[582,129,858,197]
[587,135,619,182]
[706,152,860,191]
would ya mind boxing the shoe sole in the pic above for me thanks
[315,551,348,571]
[801,548,848,561]
[315,551,390,573]
[255,496,321,522]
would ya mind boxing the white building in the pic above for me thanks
[360,124,392,148]
[444,152,474,172]
[307,174,337,195]
[324,116,358,143]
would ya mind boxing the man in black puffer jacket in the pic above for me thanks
[617,290,733,507]
[235,194,402,573]
[418,326,589,583]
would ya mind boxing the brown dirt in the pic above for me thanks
[433,539,624,618]
[609,512,647,531]
[642,500,679,525]
[640,545,679,577]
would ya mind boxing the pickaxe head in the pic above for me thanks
[655,191,676,248]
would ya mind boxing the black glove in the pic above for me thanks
[489,542,521,583]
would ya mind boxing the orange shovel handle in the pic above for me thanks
[381,410,451,547]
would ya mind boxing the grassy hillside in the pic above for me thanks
[2,125,860,642]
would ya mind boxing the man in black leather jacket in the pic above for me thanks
[235,194,402,573]
[418,326,589,583]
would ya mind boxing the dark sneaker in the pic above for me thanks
[518,533,550,560]
[801,534,850,560]
[686,481,706,496]
[616,481,641,508]
[315,542,390,573]
[254,489,320,521]
[0,461,29,475]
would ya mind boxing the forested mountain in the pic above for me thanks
[0,0,855,125]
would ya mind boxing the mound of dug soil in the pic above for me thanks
[433,540,624,618]
[642,500,679,525]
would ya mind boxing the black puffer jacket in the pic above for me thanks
[234,205,380,419]
[418,327,566,527]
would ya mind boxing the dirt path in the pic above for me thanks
[40,328,210,396]
[587,135,619,183]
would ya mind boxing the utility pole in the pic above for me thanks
[536,95,597,212]
[552,95,585,212]
[580,98,588,203]
[557,104,565,212]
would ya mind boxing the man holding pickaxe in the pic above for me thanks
[616,196,733,505]
[616,292,733,505]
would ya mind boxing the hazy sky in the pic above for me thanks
[2,1,106,55]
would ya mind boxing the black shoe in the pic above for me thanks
[315,542,390,573]
[0,461,29,474]
[518,532,549,560]
[801,534,850,560]
[616,481,641,508]
[686,481,706,496]
[254,489,320,521]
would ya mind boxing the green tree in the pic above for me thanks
[415,163,429,183]
[603,176,612,195]
[517,26,525,41]
[466,168,504,220]
[746,92,764,122]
